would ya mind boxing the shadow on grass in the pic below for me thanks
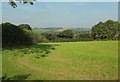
[13,43,60,58]
[12,74,31,80]
[2,74,31,80]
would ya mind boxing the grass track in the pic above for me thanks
[2,41,118,80]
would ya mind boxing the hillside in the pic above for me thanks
[3,41,118,80]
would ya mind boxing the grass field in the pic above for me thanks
[33,28,53,34]
[0,51,2,78]
[2,41,118,80]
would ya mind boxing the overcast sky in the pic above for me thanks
[2,2,118,28]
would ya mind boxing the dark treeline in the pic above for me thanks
[41,29,93,42]
[1,20,119,48]
[2,22,37,48]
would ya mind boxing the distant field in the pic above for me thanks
[33,28,53,34]
[2,41,118,80]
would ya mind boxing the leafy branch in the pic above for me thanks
[9,0,36,8]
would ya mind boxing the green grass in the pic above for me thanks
[33,28,51,34]
[2,41,118,80]
[0,51,2,78]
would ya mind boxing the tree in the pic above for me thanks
[58,29,73,38]
[91,20,119,40]
[2,22,34,48]
[9,0,36,8]
[19,24,32,30]
[73,31,93,41]
[42,33,58,42]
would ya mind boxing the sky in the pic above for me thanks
[2,2,118,28]
[0,2,2,24]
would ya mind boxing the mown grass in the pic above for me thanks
[0,51,2,78]
[2,41,118,80]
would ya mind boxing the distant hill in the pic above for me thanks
[33,28,91,34]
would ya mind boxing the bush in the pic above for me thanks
[33,34,49,43]
[42,33,58,42]
[2,22,34,48]
[58,29,73,38]
[91,20,119,40]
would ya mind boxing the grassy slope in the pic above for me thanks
[2,41,118,80]
[0,51,1,78]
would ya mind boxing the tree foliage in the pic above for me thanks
[91,20,119,40]
[2,22,34,48]
[42,33,58,42]
[9,0,36,8]
[74,32,93,41]
[19,24,32,30]
[58,29,73,38]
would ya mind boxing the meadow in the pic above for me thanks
[2,41,118,80]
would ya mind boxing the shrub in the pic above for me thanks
[91,20,119,40]
[42,33,58,42]
[72,32,93,41]
[33,34,49,43]
[58,29,73,38]
[2,22,34,48]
